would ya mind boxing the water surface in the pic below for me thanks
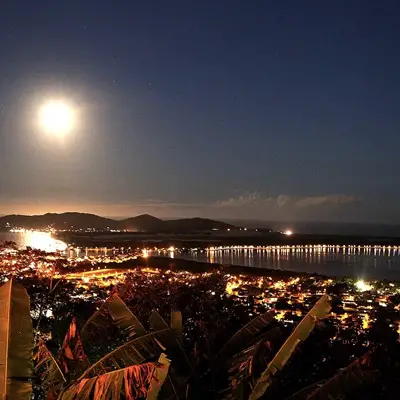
[184,246,400,281]
[0,231,67,252]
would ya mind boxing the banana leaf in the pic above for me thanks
[81,294,146,345]
[306,351,378,399]
[226,340,273,400]
[230,327,282,362]
[218,310,275,359]
[249,294,332,400]
[170,310,183,342]
[150,310,191,372]
[107,294,147,338]
[229,339,272,377]
[78,329,171,379]
[150,309,170,331]
[0,279,33,400]
[58,353,170,400]
[284,380,326,400]
[34,338,66,392]
[146,354,171,400]
[58,318,90,377]
[150,311,194,393]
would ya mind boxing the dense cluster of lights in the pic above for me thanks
[54,257,400,336]
[205,244,400,253]
[1,241,400,340]
[355,279,374,292]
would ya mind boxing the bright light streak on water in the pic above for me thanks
[0,231,67,252]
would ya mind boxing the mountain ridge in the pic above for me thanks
[0,212,236,233]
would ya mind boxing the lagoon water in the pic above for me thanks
[185,246,400,281]
[2,231,400,281]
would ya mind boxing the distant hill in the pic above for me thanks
[0,212,236,233]
[0,212,118,231]
[119,214,163,231]
[160,217,235,233]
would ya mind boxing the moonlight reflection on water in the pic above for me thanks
[0,231,67,252]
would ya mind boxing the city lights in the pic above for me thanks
[142,249,149,258]
[355,280,373,292]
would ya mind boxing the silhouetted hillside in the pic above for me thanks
[0,212,118,230]
[0,212,235,233]
[160,217,235,233]
[119,214,163,231]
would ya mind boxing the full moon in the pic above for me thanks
[39,100,75,136]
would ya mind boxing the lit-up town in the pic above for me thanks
[1,230,400,399]
[3,1,400,398]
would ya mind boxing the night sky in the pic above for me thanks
[0,1,399,223]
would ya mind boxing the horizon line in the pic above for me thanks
[0,211,400,226]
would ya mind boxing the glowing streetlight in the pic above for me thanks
[39,99,75,137]
[355,280,373,292]
[284,230,293,236]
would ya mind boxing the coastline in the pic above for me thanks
[66,255,385,283]
[57,231,400,248]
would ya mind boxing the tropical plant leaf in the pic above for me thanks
[230,327,282,363]
[149,311,193,395]
[58,318,90,377]
[306,351,379,400]
[81,294,146,345]
[284,380,326,400]
[230,339,272,377]
[34,338,66,392]
[150,309,170,331]
[218,310,275,359]
[150,310,193,376]
[156,329,194,379]
[58,353,170,400]
[225,340,273,400]
[0,279,34,399]
[249,294,332,400]
[80,301,109,344]
[78,329,171,379]
[170,310,183,342]
[159,375,180,400]
[107,294,147,338]
[146,353,171,400]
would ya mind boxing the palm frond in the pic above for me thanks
[34,339,66,392]
[306,351,379,400]
[58,317,90,377]
[58,354,170,400]
[78,329,170,379]
[218,310,275,359]
[249,294,332,400]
